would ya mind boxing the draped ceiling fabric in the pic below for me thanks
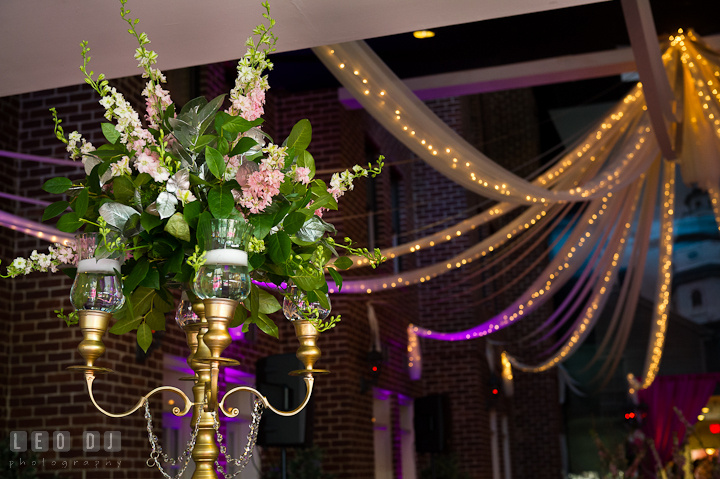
[317,31,720,389]
[314,41,652,205]
[4,32,720,390]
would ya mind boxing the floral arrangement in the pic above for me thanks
[2,0,384,351]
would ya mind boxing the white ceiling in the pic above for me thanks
[0,0,607,98]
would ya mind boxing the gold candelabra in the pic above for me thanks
[67,298,323,479]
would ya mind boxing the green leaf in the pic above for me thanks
[164,247,184,275]
[249,253,265,270]
[333,256,354,270]
[229,137,258,157]
[196,211,213,249]
[327,267,343,292]
[311,244,332,267]
[190,173,213,187]
[295,216,336,243]
[42,201,69,221]
[208,185,235,219]
[62,267,77,280]
[283,211,308,236]
[141,211,162,232]
[266,231,292,264]
[132,286,156,316]
[291,268,326,292]
[56,212,82,233]
[272,202,292,227]
[297,150,316,178]
[137,323,153,352]
[134,173,153,187]
[154,289,175,313]
[101,123,121,144]
[249,213,274,239]
[122,213,142,238]
[73,189,89,217]
[145,308,166,331]
[192,134,216,153]
[113,175,136,205]
[255,313,279,338]
[256,288,281,314]
[205,146,226,180]
[249,284,260,323]
[286,119,312,152]
[183,200,202,229]
[313,289,331,310]
[110,315,143,334]
[42,177,73,194]
[139,267,160,289]
[164,212,191,242]
[229,305,247,328]
[123,257,149,295]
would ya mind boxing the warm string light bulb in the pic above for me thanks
[642,161,676,388]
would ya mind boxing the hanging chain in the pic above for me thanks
[144,400,201,479]
[213,399,265,478]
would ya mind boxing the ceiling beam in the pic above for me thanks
[339,34,720,111]
[620,0,677,160]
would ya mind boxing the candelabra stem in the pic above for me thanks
[190,303,220,479]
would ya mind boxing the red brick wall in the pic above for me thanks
[0,68,563,479]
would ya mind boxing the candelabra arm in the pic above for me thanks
[85,373,195,418]
[219,376,314,418]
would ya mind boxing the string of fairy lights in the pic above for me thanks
[314,42,650,205]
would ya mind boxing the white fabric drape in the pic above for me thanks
[313,41,651,204]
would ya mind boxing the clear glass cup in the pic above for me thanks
[194,219,254,301]
[70,232,125,312]
[282,283,331,321]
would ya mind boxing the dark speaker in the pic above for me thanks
[414,394,449,453]
[256,353,313,447]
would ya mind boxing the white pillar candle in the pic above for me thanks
[204,249,247,266]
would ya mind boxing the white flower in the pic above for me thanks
[110,156,132,177]
[176,189,197,206]
[68,131,81,142]
[99,96,115,109]
[10,257,27,271]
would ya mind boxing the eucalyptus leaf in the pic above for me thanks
[164,212,191,242]
[99,202,141,231]
[156,192,178,219]
[166,169,190,194]
[296,216,336,243]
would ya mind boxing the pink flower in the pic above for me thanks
[293,167,311,185]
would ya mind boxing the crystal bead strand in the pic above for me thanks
[144,400,201,479]
[213,399,264,478]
